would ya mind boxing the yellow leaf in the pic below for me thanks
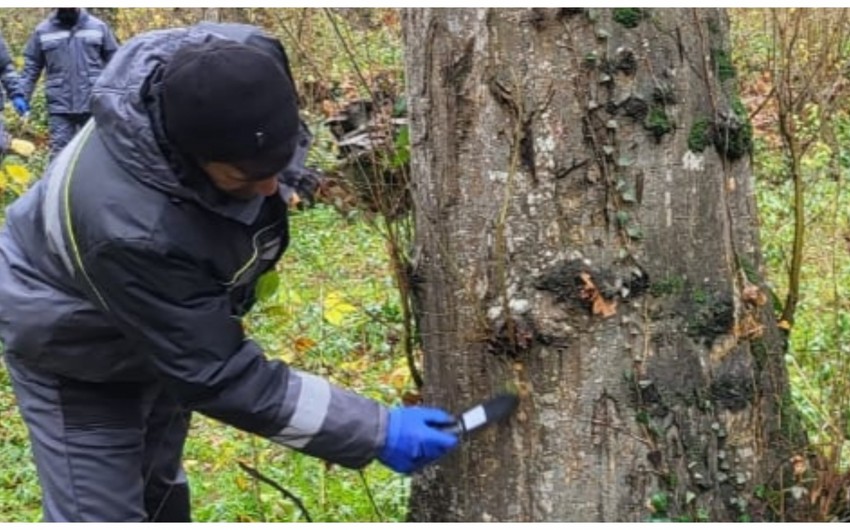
[5,164,30,185]
[387,365,410,392]
[778,320,792,331]
[9,138,35,158]
[323,291,357,326]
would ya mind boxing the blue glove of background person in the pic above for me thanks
[11,96,28,116]
[378,406,459,474]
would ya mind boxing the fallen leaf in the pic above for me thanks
[323,291,357,326]
[402,391,422,406]
[293,337,316,355]
[791,454,807,479]
[4,164,30,184]
[778,320,791,331]
[742,285,767,306]
[386,364,410,392]
[9,138,35,157]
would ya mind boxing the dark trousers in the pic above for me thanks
[5,354,192,522]
[48,113,91,157]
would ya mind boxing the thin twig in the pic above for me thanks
[237,461,313,522]
[248,437,267,522]
[357,469,384,521]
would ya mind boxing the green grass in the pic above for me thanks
[0,204,412,522]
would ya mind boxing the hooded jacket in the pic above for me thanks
[0,23,387,469]
[19,9,119,114]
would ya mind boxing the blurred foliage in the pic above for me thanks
[732,7,850,521]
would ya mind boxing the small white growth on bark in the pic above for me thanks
[510,299,531,314]
[683,151,706,172]
[488,170,509,183]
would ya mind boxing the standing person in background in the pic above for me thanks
[0,32,28,157]
[18,8,118,156]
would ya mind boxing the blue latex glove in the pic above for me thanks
[11,96,28,116]
[378,406,459,474]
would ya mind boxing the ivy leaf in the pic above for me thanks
[254,271,280,303]
[621,184,637,203]
[626,224,644,240]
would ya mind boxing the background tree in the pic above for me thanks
[403,8,797,521]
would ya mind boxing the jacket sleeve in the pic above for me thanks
[100,23,119,63]
[83,238,388,469]
[20,30,44,101]
[0,36,22,99]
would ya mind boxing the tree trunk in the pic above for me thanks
[403,8,797,522]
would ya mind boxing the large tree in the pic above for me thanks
[402,8,796,522]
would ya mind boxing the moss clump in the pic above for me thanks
[750,339,768,371]
[650,275,684,297]
[688,117,712,152]
[714,95,753,160]
[613,8,646,28]
[711,48,736,82]
[644,105,673,140]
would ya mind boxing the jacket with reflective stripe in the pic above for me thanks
[20,9,118,114]
[0,23,387,469]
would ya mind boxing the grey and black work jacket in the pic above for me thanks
[0,33,23,107]
[19,9,118,114]
[0,23,387,469]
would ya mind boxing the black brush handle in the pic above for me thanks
[429,420,464,435]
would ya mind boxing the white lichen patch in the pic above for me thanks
[475,275,488,299]
[488,170,509,183]
[682,151,705,172]
[509,298,531,314]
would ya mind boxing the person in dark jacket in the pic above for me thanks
[18,8,119,156]
[0,32,29,155]
[0,23,457,522]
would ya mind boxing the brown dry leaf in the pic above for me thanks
[742,285,767,306]
[401,391,422,406]
[778,319,792,331]
[579,271,618,318]
[592,296,618,318]
[791,454,807,480]
[293,336,316,355]
[578,272,596,301]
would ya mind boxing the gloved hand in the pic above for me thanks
[280,166,324,209]
[378,406,459,474]
[11,96,29,116]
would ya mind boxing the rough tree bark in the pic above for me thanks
[403,8,797,522]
